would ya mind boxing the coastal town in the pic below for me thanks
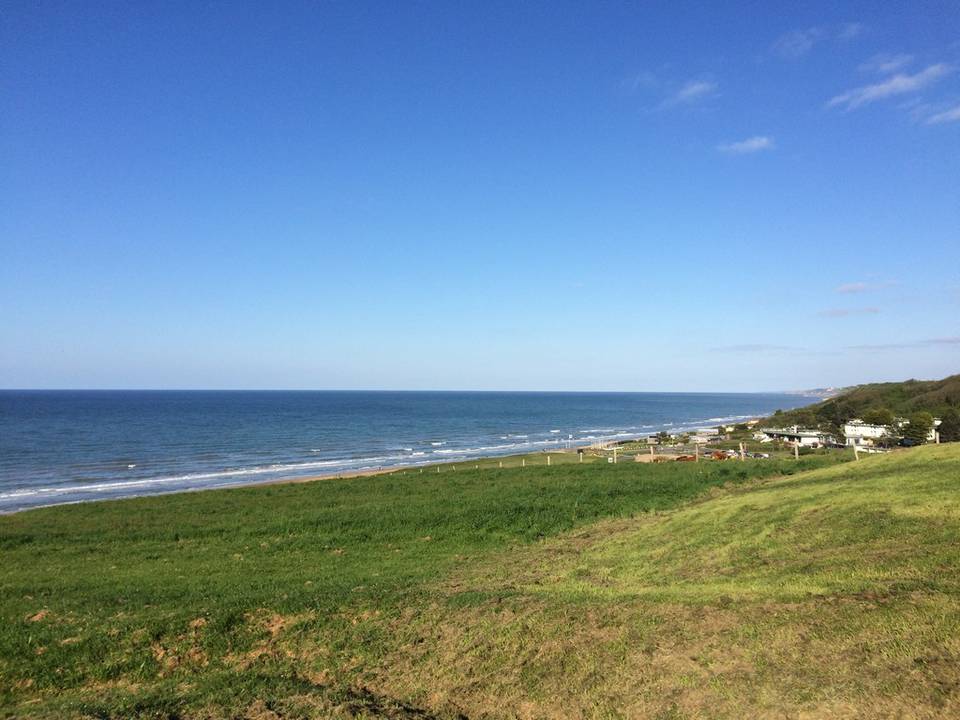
[757,415,943,450]
[593,410,953,465]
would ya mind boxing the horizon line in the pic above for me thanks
[0,387,818,395]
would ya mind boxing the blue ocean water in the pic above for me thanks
[0,390,809,512]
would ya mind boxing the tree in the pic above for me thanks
[794,410,817,429]
[862,406,895,426]
[817,400,855,428]
[826,423,844,446]
[938,408,960,443]
[874,433,898,449]
[902,411,934,445]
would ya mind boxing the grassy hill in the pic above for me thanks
[2,446,958,718]
[767,373,960,430]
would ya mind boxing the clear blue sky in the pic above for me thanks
[2,1,958,391]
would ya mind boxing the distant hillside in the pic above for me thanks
[767,373,960,430]
[789,386,848,399]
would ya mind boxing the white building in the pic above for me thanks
[843,420,889,447]
[844,417,942,446]
[759,426,835,447]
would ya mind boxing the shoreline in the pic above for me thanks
[0,448,589,515]
[0,416,769,515]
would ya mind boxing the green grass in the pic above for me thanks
[0,454,838,718]
[2,446,957,718]
[379,445,960,718]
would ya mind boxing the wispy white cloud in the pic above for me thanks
[772,23,864,59]
[717,136,775,154]
[661,80,718,107]
[847,337,960,351]
[817,307,880,318]
[926,104,960,124]
[835,280,896,294]
[837,22,865,41]
[827,63,952,110]
[619,70,658,95]
[773,28,822,59]
[710,344,799,353]
[859,53,913,74]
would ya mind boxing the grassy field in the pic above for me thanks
[1,446,957,718]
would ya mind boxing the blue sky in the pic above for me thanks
[2,1,958,391]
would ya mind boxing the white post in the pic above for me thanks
[613,446,618,464]
[579,452,583,463]
[739,442,745,462]
[854,444,860,461]
[499,460,503,468]
[547,455,551,466]
[695,443,699,462]
[794,443,799,460]
[522,458,525,468]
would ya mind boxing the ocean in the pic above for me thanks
[0,390,809,512]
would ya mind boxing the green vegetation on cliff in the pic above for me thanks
[769,373,960,438]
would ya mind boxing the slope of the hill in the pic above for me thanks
[367,444,960,719]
